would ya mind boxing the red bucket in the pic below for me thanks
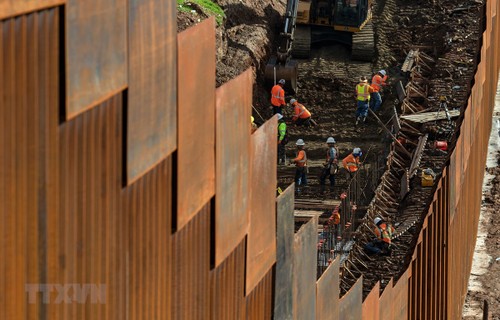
[434,141,448,151]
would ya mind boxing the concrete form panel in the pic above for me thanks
[127,0,177,183]
[0,0,64,19]
[246,116,278,294]
[176,18,215,229]
[362,282,380,320]
[215,69,252,266]
[316,257,340,320]
[66,0,127,118]
[171,205,211,319]
[210,239,246,320]
[339,277,363,320]
[274,184,295,320]
[293,217,318,320]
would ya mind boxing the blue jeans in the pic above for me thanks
[370,92,382,112]
[272,106,283,115]
[356,100,369,118]
[295,167,307,187]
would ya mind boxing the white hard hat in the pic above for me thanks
[296,139,305,146]
[374,217,382,225]
[353,147,361,155]
[290,98,297,104]
[278,79,286,85]
[326,137,336,144]
[379,70,386,76]
[277,114,283,120]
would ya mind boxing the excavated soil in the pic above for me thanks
[178,0,499,316]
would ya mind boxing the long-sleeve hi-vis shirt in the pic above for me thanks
[293,150,307,167]
[271,84,286,107]
[371,74,388,92]
[355,83,374,101]
[374,223,395,244]
[278,122,287,142]
[342,153,360,172]
[292,103,311,121]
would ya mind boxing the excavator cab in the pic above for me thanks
[332,0,370,30]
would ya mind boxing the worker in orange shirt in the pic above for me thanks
[290,98,312,127]
[290,139,308,192]
[370,70,387,112]
[364,216,396,255]
[342,148,362,178]
[355,76,374,125]
[271,79,286,115]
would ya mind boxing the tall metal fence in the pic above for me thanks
[0,1,499,319]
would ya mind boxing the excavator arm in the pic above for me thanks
[264,0,300,94]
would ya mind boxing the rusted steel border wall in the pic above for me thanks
[0,6,277,319]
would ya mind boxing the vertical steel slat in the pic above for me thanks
[65,0,127,118]
[176,17,215,230]
[126,0,177,184]
[317,257,340,320]
[246,115,278,294]
[392,270,409,319]
[0,0,64,20]
[293,217,318,320]
[214,69,252,266]
[246,270,273,320]
[339,276,363,320]
[378,279,393,320]
[362,282,380,320]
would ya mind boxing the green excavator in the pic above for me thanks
[265,0,375,93]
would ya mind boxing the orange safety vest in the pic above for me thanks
[271,85,285,107]
[294,150,307,167]
[374,223,395,244]
[342,153,360,172]
[371,74,387,92]
[293,103,311,120]
[356,83,371,101]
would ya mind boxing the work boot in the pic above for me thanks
[362,116,367,123]
[355,117,360,125]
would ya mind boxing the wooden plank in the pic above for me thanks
[246,116,278,294]
[214,69,252,266]
[66,0,127,118]
[400,109,460,123]
[177,18,215,229]
[0,0,64,20]
[126,0,177,183]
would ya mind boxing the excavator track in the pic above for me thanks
[351,22,375,61]
[291,25,311,58]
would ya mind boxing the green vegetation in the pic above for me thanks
[177,0,226,25]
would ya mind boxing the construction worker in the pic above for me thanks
[370,70,388,112]
[251,116,258,134]
[277,114,288,164]
[290,98,312,126]
[271,79,286,115]
[291,139,308,192]
[342,148,362,178]
[319,137,338,193]
[355,76,374,125]
[364,216,396,255]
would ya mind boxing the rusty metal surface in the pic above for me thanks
[293,217,318,320]
[246,270,274,320]
[362,282,380,320]
[66,0,127,118]
[0,0,64,19]
[246,116,277,294]
[210,239,246,320]
[274,184,295,320]
[316,257,340,320]
[215,69,252,266]
[339,277,362,320]
[392,271,409,319]
[0,9,60,319]
[171,204,210,319]
[378,279,393,320]
[127,0,177,184]
[176,18,215,230]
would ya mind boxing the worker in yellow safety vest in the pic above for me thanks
[355,76,374,125]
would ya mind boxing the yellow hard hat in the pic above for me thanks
[251,116,255,123]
